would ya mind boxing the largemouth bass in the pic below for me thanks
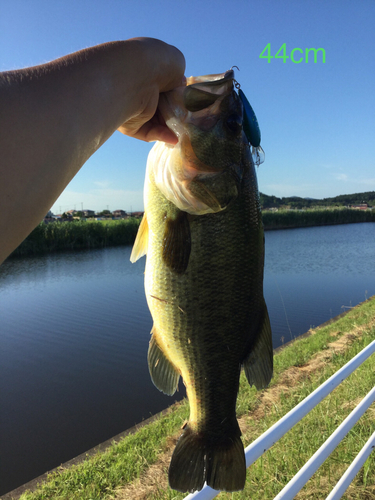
[130,69,273,493]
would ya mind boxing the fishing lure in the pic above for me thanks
[237,84,265,167]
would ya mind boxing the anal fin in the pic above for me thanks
[130,213,148,263]
[243,302,273,390]
[148,331,180,396]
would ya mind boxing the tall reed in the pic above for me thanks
[262,208,375,230]
[10,219,140,257]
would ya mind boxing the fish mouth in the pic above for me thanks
[158,70,236,133]
[183,70,234,112]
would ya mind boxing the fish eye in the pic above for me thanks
[225,114,242,133]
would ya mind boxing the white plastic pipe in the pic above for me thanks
[183,339,375,500]
[325,430,375,500]
[274,386,375,499]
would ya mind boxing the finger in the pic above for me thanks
[133,122,178,144]
[148,125,178,144]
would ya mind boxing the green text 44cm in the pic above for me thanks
[260,43,326,63]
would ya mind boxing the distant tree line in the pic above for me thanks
[260,191,375,209]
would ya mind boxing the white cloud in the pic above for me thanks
[319,163,335,169]
[335,173,348,181]
[356,178,375,186]
[264,183,315,197]
[332,173,375,187]
[51,188,144,214]
[93,180,112,189]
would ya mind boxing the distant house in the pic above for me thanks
[44,210,55,223]
[351,204,368,210]
[113,209,127,218]
[82,209,95,217]
[131,211,144,218]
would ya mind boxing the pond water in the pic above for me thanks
[1,222,374,494]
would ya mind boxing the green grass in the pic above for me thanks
[262,207,375,230]
[10,219,140,257]
[9,209,375,258]
[232,337,375,500]
[16,297,375,500]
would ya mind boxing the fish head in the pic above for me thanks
[152,70,247,215]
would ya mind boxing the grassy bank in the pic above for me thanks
[13,297,375,500]
[10,219,140,257]
[9,209,375,258]
[262,207,375,230]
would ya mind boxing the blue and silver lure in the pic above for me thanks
[237,85,265,167]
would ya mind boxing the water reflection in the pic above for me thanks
[264,223,375,346]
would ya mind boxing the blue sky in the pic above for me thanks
[1,0,374,213]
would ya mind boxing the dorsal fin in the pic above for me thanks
[130,213,149,263]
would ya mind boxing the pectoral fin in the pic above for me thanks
[148,331,180,396]
[163,210,191,274]
[243,303,273,390]
[130,213,149,263]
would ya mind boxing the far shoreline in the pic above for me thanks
[7,208,375,259]
[263,219,375,231]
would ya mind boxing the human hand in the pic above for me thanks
[0,38,184,264]
[117,38,186,144]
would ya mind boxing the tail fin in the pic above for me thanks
[169,425,246,493]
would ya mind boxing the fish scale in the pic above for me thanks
[131,70,273,493]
